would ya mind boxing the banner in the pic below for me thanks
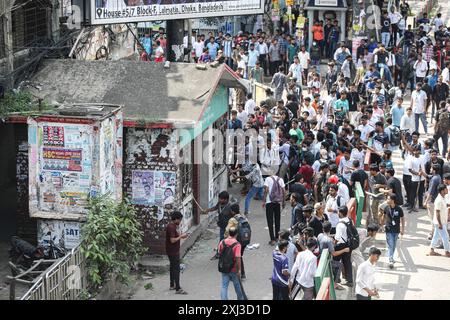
[91,0,264,25]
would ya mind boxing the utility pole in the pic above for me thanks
[3,0,14,89]
[187,19,192,62]
[166,19,185,62]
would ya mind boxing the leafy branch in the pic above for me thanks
[81,194,145,292]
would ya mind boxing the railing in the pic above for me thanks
[355,182,365,228]
[19,244,87,300]
[316,277,331,300]
[347,198,357,226]
[314,249,336,300]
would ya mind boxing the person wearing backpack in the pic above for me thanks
[379,193,405,269]
[218,227,245,300]
[224,204,251,280]
[333,206,358,287]
[385,117,401,151]
[263,174,286,246]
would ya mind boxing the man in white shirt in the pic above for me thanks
[355,247,381,300]
[428,184,450,257]
[407,147,426,212]
[413,55,428,84]
[288,56,303,86]
[289,238,318,300]
[442,62,450,85]
[339,148,353,182]
[263,174,286,245]
[237,104,248,126]
[410,83,428,134]
[325,184,343,231]
[433,13,444,30]
[244,93,256,116]
[358,115,375,143]
[400,107,415,135]
[192,37,205,61]
[298,46,310,84]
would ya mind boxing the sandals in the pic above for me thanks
[175,289,188,295]
[427,251,441,256]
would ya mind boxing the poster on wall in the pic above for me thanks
[37,220,82,250]
[90,0,264,25]
[42,148,82,172]
[131,170,155,205]
[154,171,176,206]
[131,170,176,206]
[43,126,65,147]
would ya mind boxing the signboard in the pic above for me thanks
[90,0,264,25]
[314,0,338,5]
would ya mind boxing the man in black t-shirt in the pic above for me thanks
[380,12,392,48]
[289,173,308,205]
[350,160,369,193]
[285,94,300,118]
[381,194,405,269]
[383,168,404,206]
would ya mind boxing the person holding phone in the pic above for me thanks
[166,211,188,295]
[355,247,382,300]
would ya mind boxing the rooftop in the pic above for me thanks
[25,59,247,124]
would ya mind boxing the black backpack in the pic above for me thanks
[218,241,238,273]
[236,216,252,247]
[340,219,360,250]
[289,145,300,172]
[389,126,401,146]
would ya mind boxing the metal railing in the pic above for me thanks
[314,249,336,300]
[20,244,87,300]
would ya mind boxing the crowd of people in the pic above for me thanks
[163,1,450,301]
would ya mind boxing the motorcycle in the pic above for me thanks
[9,234,67,277]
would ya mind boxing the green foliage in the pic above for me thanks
[0,90,51,118]
[144,283,153,290]
[81,194,145,290]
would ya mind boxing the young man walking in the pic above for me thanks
[289,238,318,300]
[166,211,188,295]
[355,247,382,300]
[380,194,405,269]
[218,227,245,300]
[263,173,286,245]
[427,184,450,257]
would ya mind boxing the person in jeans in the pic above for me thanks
[165,211,188,295]
[263,174,286,245]
[225,203,250,279]
[427,184,450,257]
[355,247,381,300]
[218,227,245,300]
[411,82,428,134]
[289,238,318,300]
[381,194,405,269]
[271,240,290,300]
[232,163,264,215]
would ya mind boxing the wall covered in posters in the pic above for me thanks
[28,109,123,220]
[123,127,192,253]
[37,219,81,250]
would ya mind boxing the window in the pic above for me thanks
[11,0,51,51]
